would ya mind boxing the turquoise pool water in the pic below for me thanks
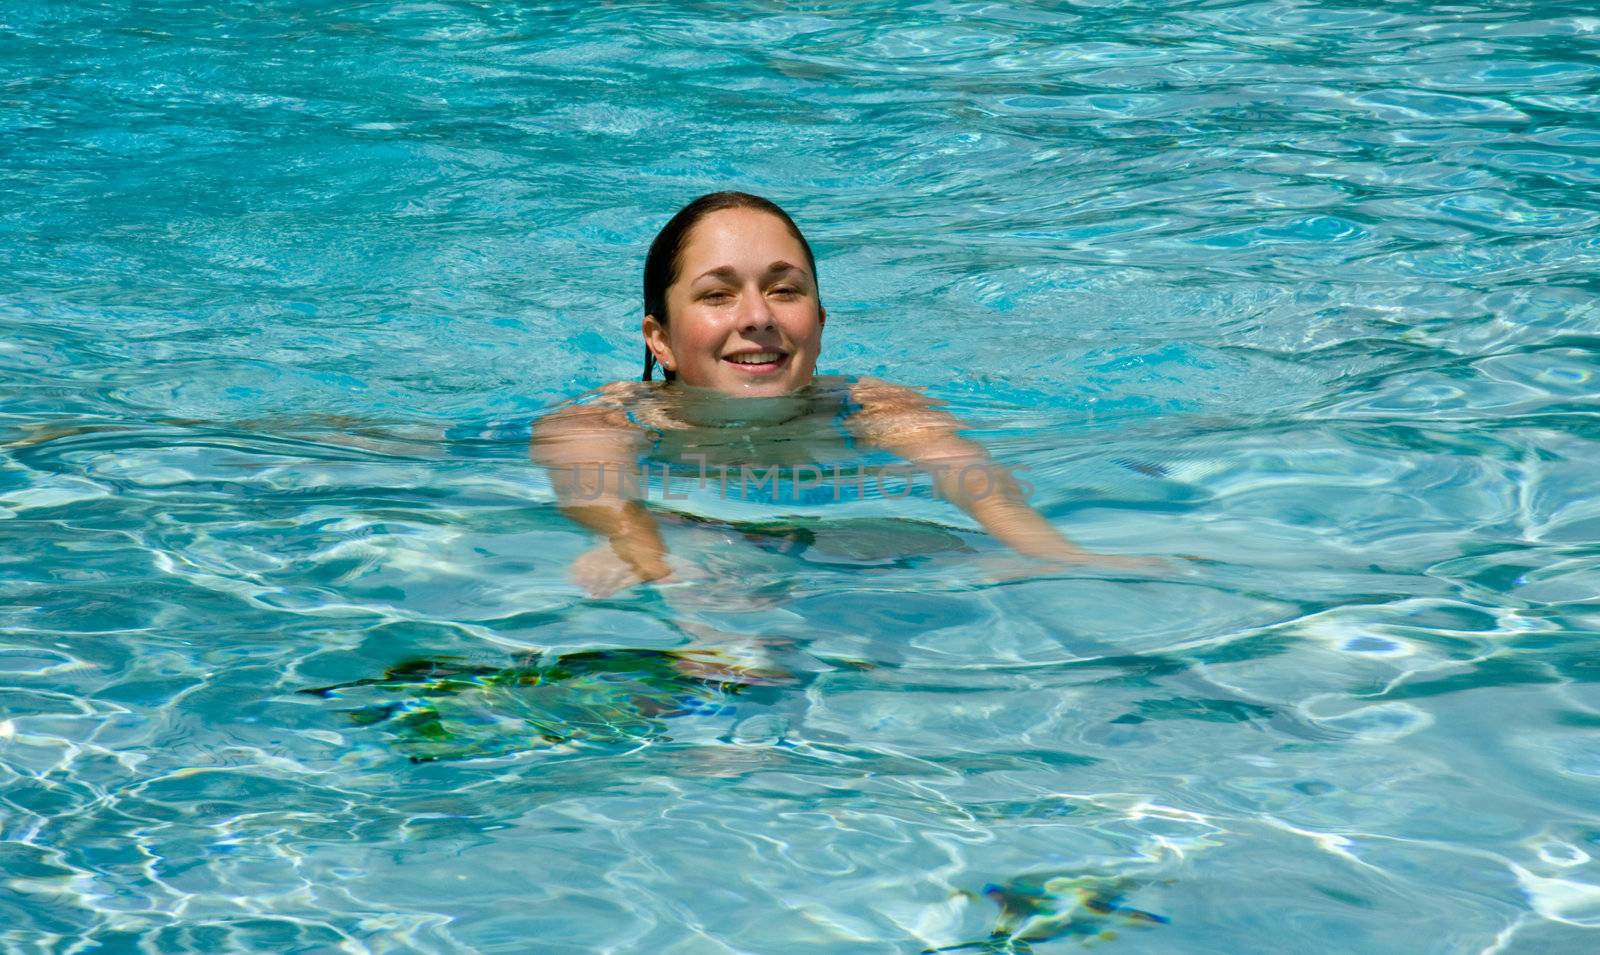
[4,1,1599,951]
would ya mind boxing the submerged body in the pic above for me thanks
[535,375,1133,595]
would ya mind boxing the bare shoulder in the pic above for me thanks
[531,381,652,462]
[537,380,662,428]
[848,377,955,423]
[846,377,962,451]
[848,376,929,412]
[536,393,620,432]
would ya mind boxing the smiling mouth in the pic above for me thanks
[723,350,787,371]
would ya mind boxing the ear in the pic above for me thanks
[818,306,826,329]
[642,315,675,371]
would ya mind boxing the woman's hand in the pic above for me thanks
[570,543,676,598]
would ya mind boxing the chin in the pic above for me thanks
[738,372,813,395]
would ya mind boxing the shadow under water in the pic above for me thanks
[928,871,1170,953]
[301,647,801,763]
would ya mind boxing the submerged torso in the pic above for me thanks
[551,376,978,569]
[624,377,899,509]
[634,376,860,470]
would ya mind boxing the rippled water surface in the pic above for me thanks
[4,1,1600,951]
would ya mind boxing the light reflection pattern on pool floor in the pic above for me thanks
[3,1,1599,952]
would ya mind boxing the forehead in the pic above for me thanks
[679,208,807,272]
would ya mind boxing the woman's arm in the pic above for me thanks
[531,390,672,595]
[846,378,1123,566]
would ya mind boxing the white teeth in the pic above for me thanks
[726,352,781,365]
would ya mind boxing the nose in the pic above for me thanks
[738,286,776,332]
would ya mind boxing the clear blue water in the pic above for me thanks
[4,1,1600,951]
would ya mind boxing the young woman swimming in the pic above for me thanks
[533,192,1148,597]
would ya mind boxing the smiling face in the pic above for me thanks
[643,207,825,397]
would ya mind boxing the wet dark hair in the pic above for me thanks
[642,192,820,382]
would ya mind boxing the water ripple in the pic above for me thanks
[4,0,1599,950]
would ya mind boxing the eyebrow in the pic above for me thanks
[691,261,809,284]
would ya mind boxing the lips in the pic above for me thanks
[725,350,782,365]
[722,349,787,372]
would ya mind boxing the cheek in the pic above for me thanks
[787,311,824,344]
[672,315,726,357]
